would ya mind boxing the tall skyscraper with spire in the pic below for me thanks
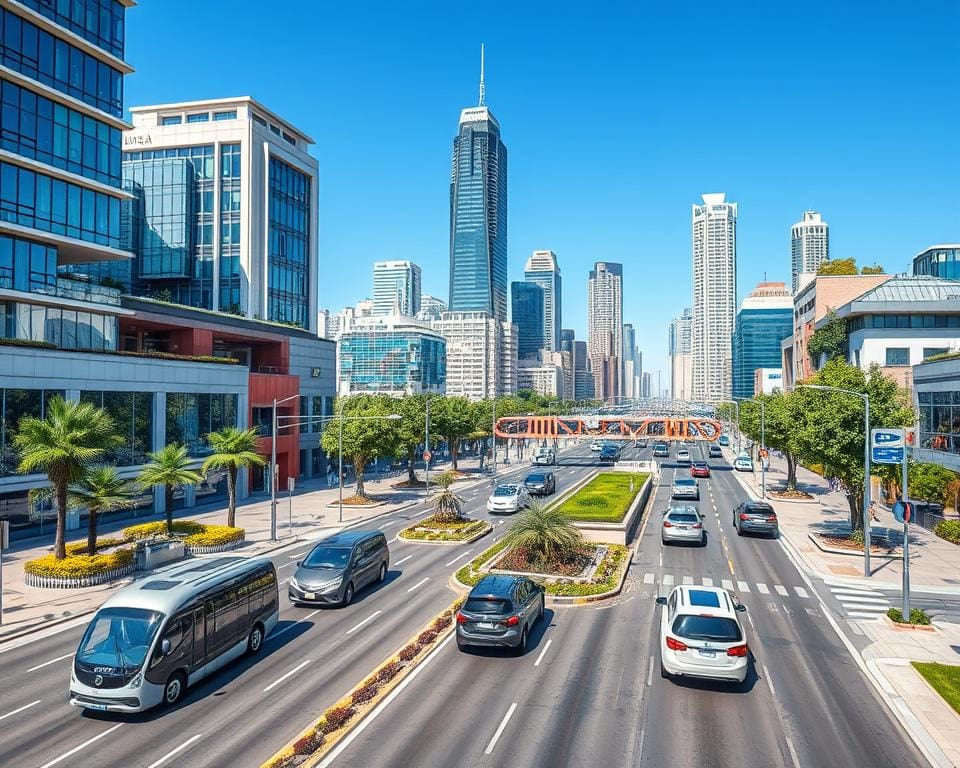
[448,46,508,322]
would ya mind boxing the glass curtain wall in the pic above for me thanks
[267,157,310,328]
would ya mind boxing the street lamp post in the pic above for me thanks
[270,393,302,541]
[799,384,872,577]
[424,394,441,498]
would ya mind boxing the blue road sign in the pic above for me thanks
[872,446,904,465]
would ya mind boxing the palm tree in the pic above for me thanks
[138,444,203,535]
[14,396,121,559]
[201,427,266,528]
[69,466,136,555]
[504,503,584,565]
[431,471,464,523]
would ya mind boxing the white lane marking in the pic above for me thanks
[390,534,401,543]
[0,699,41,722]
[277,561,298,569]
[379,520,402,529]
[646,656,654,687]
[346,611,383,636]
[288,551,309,559]
[279,578,289,586]
[761,663,802,768]
[702,577,714,587]
[682,576,693,585]
[444,549,475,568]
[263,659,312,692]
[394,554,413,566]
[533,638,553,668]
[269,610,320,641]
[643,572,654,585]
[794,586,810,599]
[484,702,518,755]
[774,585,789,596]
[0,616,90,654]
[407,577,429,593]
[737,581,750,592]
[39,723,124,768]
[756,583,770,595]
[838,597,889,606]
[662,574,674,586]
[721,579,734,590]
[145,734,204,768]
[831,588,884,598]
[27,652,74,672]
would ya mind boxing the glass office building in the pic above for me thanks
[449,105,508,322]
[913,246,960,281]
[511,281,544,359]
[732,286,793,400]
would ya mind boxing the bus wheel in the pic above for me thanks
[247,623,265,655]
[164,672,186,706]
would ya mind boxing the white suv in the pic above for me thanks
[656,585,749,683]
[676,448,691,465]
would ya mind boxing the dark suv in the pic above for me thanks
[457,574,545,654]
[599,444,621,463]
[732,501,779,538]
[524,471,556,496]
[289,530,389,607]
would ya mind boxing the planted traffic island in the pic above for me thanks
[399,471,491,544]
[885,607,937,631]
[551,470,650,545]
[810,531,901,558]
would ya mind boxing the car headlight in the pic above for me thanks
[129,673,143,689]
[290,576,300,589]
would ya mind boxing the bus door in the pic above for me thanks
[192,606,206,670]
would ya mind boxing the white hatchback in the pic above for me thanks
[676,448,691,465]
[486,484,531,514]
[657,585,749,684]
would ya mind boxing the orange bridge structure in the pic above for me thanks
[493,416,723,442]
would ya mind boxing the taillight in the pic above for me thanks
[739,513,749,521]
[692,523,702,529]
[663,521,673,528]
[767,516,777,523]
[727,644,749,657]
[502,615,520,627]
[666,636,687,651]
[456,612,468,624]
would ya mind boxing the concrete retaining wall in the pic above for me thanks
[573,475,653,545]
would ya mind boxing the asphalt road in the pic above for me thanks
[322,443,927,768]
[0,443,601,768]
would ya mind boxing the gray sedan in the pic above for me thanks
[661,506,705,546]
[671,477,700,500]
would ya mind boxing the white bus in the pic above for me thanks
[70,556,279,712]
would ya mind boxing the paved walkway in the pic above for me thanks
[0,454,496,642]
[726,448,960,767]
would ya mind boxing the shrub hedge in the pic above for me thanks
[935,519,960,545]
[887,607,932,625]
[400,517,488,541]
[25,548,135,579]
[183,524,245,547]
[554,473,647,523]
[122,520,206,540]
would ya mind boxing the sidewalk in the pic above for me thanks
[0,454,495,642]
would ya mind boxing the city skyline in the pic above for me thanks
[121,0,958,379]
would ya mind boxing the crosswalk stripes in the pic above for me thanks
[737,581,750,593]
[774,585,789,596]
[643,572,654,585]
[756,583,770,595]
[647,573,811,599]
[794,586,809,599]
[827,584,890,619]
[721,579,734,590]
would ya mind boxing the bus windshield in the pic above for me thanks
[77,607,163,671]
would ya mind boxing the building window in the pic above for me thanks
[0,389,64,476]
[161,116,182,126]
[186,112,209,123]
[885,348,910,366]
[213,111,237,122]
[18,0,126,58]
[79,391,153,465]
[267,157,310,328]
[923,348,950,360]
[165,393,238,455]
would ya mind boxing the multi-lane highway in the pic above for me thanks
[320,443,928,768]
[0,442,939,767]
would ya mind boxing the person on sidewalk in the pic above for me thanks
[869,500,880,523]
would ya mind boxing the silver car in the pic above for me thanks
[676,448,691,465]
[671,477,700,500]
[661,506,705,546]
[289,530,389,607]
[486,484,531,514]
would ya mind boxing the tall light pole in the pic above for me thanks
[799,384,872,577]
[424,394,441,497]
[270,393,302,541]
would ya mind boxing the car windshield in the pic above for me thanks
[674,479,695,487]
[526,474,545,483]
[465,597,512,614]
[746,505,774,515]
[672,615,742,642]
[667,513,699,523]
[494,486,519,496]
[303,546,351,569]
[77,607,163,671]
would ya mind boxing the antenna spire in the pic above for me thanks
[479,43,486,106]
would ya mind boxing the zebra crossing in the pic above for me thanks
[826,584,891,620]
[640,572,811,600]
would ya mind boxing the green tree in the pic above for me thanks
[14,396,121,559]
[201,427,266,527]
[68,466,136,555]
[137,444,203,535]
[504,503,584,565]
[794,358,914,532]
[908,462,958,505]
[738,392,805,490]
[321,395,401,498]
[817,257,858,276]
[430,396,477,471]
[430,471,464,522]
[807,310,847,367]
[394,395,429,484]
[860,264,885,275]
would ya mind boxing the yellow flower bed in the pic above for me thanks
[183,525,245,547]
[65,537,125,555]
[25,548,135,578]
[122,520,205,540]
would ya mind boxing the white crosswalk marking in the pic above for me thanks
[828,584,890,619]
[643,572,655,585]
[702,577,714,587]
[722,579,734,590]
[737,581,750,592]
[794,587,809,599]
[774,585,789,596]
[662,574,674,586]
[756,583,770,595]
[682,576,693,585]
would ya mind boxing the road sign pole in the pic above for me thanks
[902,448,910,621]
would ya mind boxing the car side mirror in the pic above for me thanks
[296,561,302,567]
[655,596,667,606]
[736,604,747,613]
[161,638,171,655]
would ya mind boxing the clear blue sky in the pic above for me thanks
[126,1,959,385]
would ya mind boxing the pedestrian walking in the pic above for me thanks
[869,500,880,522]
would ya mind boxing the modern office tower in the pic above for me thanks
[622,323,642,398]
[642,372,652,398]
[692,193,737,403]
[511,281,545,358]
[416,294,447,322]
[791,211,829,293]
[517,353,564,398]
[448,53,508,322]
[524,250,562,351]
[587,262,623,399]
[337,316,445,396]
[432,312,515,400]
[913,245,960,280]
[372,260,421,316]
[76,97,319,331]
[732,282,793,399]
[669,308,694,401]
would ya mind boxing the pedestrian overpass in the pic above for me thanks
[493,414,723,442]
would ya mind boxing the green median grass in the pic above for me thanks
[912,662,960,714]
[554,472,648,523]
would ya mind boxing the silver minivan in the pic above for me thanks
[289,530,389,607]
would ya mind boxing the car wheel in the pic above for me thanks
[163,672,186,707]
[378,562,387,583]
[538,595,545,622]
[246,622,265,655]
[457,639,467,652]
[515,627,528,656]
[736,527,743,537]
[341,581,355,607]
[660,660,670,679]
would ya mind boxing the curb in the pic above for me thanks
[398,521,493,546]
[807,532,901,560]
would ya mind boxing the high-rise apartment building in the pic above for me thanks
[732,282,793,399]
[74,97,320,331]
[642,372,652,398]
[432,312,515,401]
[372,260,421,316]
[692,193,737,403]
[669,308,693,401]
[791,211,829,293]
[416,294,447,322]
[511,281,545,358]
[524,250,561,351]
[561,331,595,400]
[448,58,507,322]
[587,262,623,400]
